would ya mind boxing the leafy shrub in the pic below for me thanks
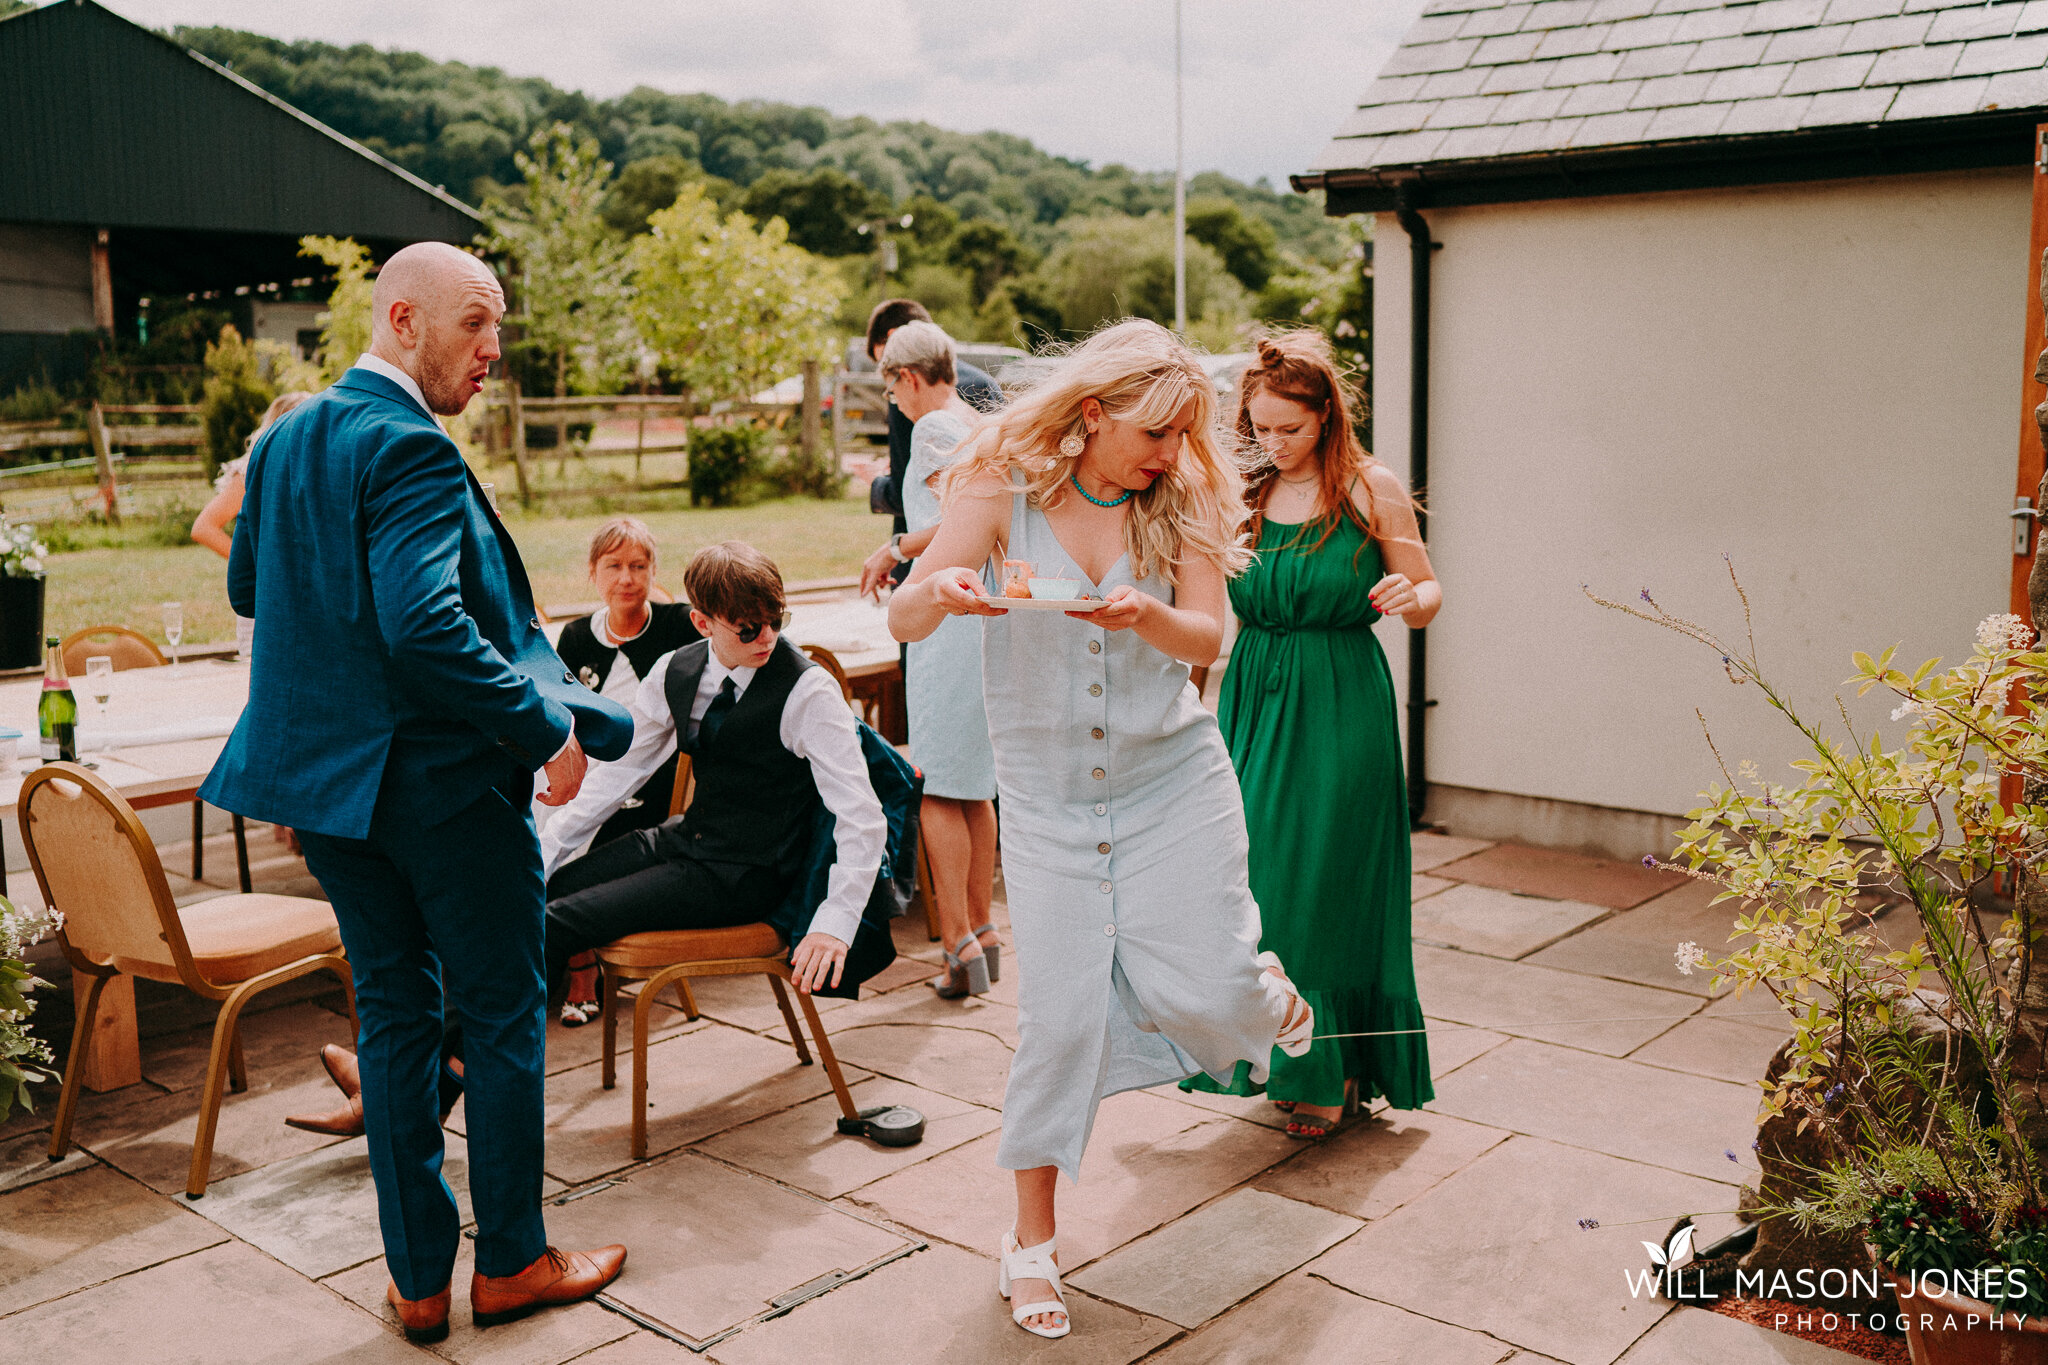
[688,423,764,507]
[0,381,64,423]
[200,326,274,481]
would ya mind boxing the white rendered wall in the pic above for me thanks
[1371,168,2030,825]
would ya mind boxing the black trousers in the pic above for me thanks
[539,826,789,992]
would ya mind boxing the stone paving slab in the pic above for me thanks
[570,1332,698,1364]
[1527,881,1742,998]
[323,1232,638,1365]
[1435,843,1688,910]
[135,998,356,1095]
[1617,1305,1856,1363]
[1256,1107,1512,1221]
[1426,1024,1517,1079]
[0,1128,93,1193]
[535,1024,871,1186]
[0,1163,226,1317]
[851,1090,1297,1274]
[1414,945,1708,1056]
[703,1240,1174,1365]
[1308,1136,1729,1365]
[1629,1016,1786,1089]
[1429,1037,1762,1183]
[1151,1270,1526,1364]
[1413,881,1616,959]
[695,1075,1001,1199]
[809,991,1019,1110]
[542,1152,912,1346]
[1413,832,1497,872]
[1414,873,1456,901]
[5,1239,423,1364]
[1067,1188,1362,1327]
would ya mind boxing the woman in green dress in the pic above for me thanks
[1186,330,1441,1137]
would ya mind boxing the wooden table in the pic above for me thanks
[0,658,250,1093]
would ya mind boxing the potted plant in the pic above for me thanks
[1596,573,2048,1360]
[0,522,49,670]
[1,897,59,1122]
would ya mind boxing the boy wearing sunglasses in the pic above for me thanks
[535,540,886,996]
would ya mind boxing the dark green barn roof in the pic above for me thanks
[0,0,481,243]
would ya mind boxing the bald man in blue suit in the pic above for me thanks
[201,243,634,1341]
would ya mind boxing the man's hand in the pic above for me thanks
[537,731,587,806]
[790,931,849,994]
[860,542,900,600]
[850,456,888,484]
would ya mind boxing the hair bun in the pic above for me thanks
[1255,337,1285,367]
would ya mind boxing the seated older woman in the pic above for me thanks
[546,517,701,1023]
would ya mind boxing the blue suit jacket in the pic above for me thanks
[200,368,633,840]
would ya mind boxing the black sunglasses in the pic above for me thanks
[726,611,793,644]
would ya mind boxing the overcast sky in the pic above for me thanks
[98,0,1418,187]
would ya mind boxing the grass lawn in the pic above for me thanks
[43,488,885,647]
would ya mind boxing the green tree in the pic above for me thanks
[630,186,844,402]
[739,167,890,257]
[1037,216,1238,337]
[201,325,275,480]
[486,124,639,396]
[946,220,1037,307]
[298,235,376,382]
[1185,196,1280,292]
[602,154,735,236]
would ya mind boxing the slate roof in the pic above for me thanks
[1300,0,2048,204]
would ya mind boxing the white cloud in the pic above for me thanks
[98,0,1420,186]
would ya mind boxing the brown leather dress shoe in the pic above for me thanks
[387,1280,451,1344]
[319,1044,361,1099]
[471,1245,627,1327]
[286,1044,366,1136]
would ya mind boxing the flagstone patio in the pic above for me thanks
[0,825,1889,1362]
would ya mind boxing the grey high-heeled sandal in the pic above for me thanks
[972,922,1001,983]
[929,934,991,999]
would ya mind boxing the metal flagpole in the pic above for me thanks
[1173,0,1186,334]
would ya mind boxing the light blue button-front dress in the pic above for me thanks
[904,410,996,801]
[984,484,1287,1181]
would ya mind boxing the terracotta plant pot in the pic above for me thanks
[1885,1268,2048,1364]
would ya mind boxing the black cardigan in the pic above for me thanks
[552,600,702,847]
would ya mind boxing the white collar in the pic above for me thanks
[705,652,759,699]
[351,353,434,420]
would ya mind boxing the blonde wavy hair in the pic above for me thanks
[944,318,1250,585]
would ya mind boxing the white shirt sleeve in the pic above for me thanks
[780,668,886,948]
[537,657,680,878]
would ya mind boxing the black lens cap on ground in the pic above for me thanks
[836,1104,925,1147]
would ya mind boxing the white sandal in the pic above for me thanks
[1257,951,1316,1057]
[998,1229,1070,1339]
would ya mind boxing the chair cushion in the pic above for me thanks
[115,894,342,986]
[597,922,784,969]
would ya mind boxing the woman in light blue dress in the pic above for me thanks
[889,319,1315,1340]
[879,321,1001,998]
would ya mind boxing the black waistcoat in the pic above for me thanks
[662,638,819,874]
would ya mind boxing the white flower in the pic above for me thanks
[20,558,41,576]
[1978,613,2034,654]
[1892,700,1921,721]
[1675,941,1708,976]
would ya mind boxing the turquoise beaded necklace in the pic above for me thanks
[1070,472,1134,508]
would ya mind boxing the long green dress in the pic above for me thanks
[1184,513,1433,1110]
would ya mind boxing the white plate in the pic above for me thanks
[988,597,1104,613]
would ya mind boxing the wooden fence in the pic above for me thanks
[0,403,204,521]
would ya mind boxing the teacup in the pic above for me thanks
[1029,578,1084,600]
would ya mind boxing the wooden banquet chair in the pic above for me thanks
[592,752,861,1159]
[59,623,251,893]
[24,762,354,1199]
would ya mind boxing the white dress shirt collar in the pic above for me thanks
[702,653,759,703]
[351,353,433,419]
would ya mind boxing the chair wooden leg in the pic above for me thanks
[48,970,113,1161]
[767,976,812,1065]
[791,985,861,1124]
[187,982,257,1199]
[630,971,666,1162]
[191,801,204,880]
[600,968,619,1091]
[231,814,250,893]
[671,979,700,1020]
[225,1020,248,1093]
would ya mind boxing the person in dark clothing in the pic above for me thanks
[546,517,702,1024]
[860,299,1002,590]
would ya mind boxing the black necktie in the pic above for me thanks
[699,676,737,743]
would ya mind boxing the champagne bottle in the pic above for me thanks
[38,635,76,764]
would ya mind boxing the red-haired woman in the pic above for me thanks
[1184,330,1440,1137]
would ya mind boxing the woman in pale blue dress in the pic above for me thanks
[877,321,1001,998]
[889,319,1315,1340]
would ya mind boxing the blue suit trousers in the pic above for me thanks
[298,782,548,1298]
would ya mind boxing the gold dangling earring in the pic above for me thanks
[1058,431,1085,459]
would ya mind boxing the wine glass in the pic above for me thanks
[161,601,183,676]
[84,655,112,763]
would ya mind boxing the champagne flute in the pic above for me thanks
[84,655,112,764]
[161,601,183,676]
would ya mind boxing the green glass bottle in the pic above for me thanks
[38,635,76,764]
